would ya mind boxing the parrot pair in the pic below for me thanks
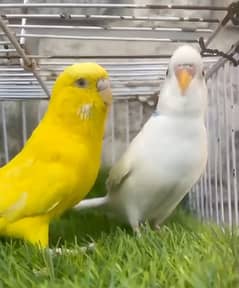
[0,45,208,247]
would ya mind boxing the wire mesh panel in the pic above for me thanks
[189,61,239,226]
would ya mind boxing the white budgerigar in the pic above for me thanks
[74,45,208,232]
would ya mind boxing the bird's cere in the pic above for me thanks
[97,78,110,91]
[97,78,112,105]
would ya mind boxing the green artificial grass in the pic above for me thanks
[0,170,238,288]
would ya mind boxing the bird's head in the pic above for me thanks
[158,45,207,117]
[47,62,112,126]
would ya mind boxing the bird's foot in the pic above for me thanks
[132,225,142,237]
[153,223,161,231]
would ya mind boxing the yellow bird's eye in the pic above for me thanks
[76,78,88,88]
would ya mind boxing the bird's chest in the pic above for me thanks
[140,118,207,184]
[70,149,101,201]
[50,141,102,213]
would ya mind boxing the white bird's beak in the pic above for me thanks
[175,65,195,95]
[97,78,112,105]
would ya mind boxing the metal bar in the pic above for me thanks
[110,102,115,165]
[217,69,225,224]
[230,64,238,226]
[0,77,161,83]
[0,49,16,52]
[42,66,168,72]
[0,77,37,81]
[8,24,213,33]
[0,68,25,71]
[0,71,164,77]
[206,40,239,79]
[93,71,161,76]
[21,102,27,144]
[37,103,44,123]
[0,93,157,100]
[205,1,239,48]
[0,16,31,67]
[0,73,43,77]
[0,90,159,96]
[188,188,193,211]
[203,172,209,219]
[223,62,232,226]
[0,78,162,84]
[0,96,48,100]
[41,65,168,71]
[4,14,220,23]
[206,85,213,219]
[15,33,199,43]
[213,73,220,224]
[139,103,144,129]
[1,102,9,163]
[199,176,205,219]
[195,183,201,220]
[0,54,219,60]
[205,21,225,48]
[38,59,217,66]
[0,88,160,95]
[0,3,228,10]
[0,15,50,98]
[0,88,47,92]
[0,41,11,45]
[19,0,28,46]
[0,81,39,84]
[125,100,130,146]
[232,65,239,226]
[204,110,210,219]
[39,58,218,64]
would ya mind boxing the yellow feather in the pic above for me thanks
[0,63,112,246]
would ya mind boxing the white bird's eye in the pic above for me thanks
[202,70,205,77]
[166,68,169,76]
[76,78,88,88]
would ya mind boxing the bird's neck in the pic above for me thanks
[42,103,109,142]
[157,95,206,120]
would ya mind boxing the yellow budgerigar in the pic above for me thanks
[0,63,112,247]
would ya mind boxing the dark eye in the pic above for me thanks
[202,70,205,77]
[76,78,88,88]
[166,68,169,76]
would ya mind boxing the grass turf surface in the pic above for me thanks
[0,171,238,288]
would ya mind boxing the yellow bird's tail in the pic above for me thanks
[0,218,7,231]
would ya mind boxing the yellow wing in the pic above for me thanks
[0,125,95,224]
[0,150,76,222]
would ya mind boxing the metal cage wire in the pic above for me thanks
[0,1,239,226]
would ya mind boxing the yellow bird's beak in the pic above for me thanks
[97,78,112,105]
[176,67,194,95]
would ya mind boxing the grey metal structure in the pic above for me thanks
[0,1,238,225]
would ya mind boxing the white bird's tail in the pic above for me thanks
[74,196,109,211]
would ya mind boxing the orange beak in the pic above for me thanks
[176,68,193,95]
